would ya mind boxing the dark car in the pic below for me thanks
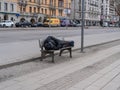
[73,20,81,27]
[37,22,43,27]
[31,22,38,27]
[31,22,43,27]
[69,21,77,27]
[15,21,31,27]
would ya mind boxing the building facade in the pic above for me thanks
[39,0,71,19]
[0,0,18,22]
[17,0,72,22]
[100,0,110,26]
[101,0,119,26]
[71,0,101,26]
[0,0,71,23]
[17,0,45,23]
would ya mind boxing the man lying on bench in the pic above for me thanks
[39,36,74,62]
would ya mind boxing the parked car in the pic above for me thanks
[43,18,60,27]
[61,19,78,27]
[102,22,108,27]
[31,22,38,27]
[73,20,81,27]
[0,20,14,27]
[109,23,115,27]
[60,19,70,27]
[31,22,43,27]
[37,22,43,27]
[69,20,77,27]
[15,21,31,27]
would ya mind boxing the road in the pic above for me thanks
[0,27,119,43]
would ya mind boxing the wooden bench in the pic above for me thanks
[38,39,73,63]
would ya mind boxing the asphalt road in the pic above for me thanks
[0,27,119,43]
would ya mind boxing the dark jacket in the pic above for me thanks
[43,36,74,50]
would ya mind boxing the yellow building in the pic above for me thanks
[17,0,42,22]
[17,0,71,22]
[40,0,71,18]
[0,0,71,22]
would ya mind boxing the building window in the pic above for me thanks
[41,0,43,4]
[4,3,8,11]
[38,7,40,13]
[0,2,1,11]
[37,0,40,4]
[50,0,53,5]
[29,7,32,13]
[45,0,47,5]
[41,8,43,14]
[23,7,26,12]
[10,4,14,12]
[58,1,63,7]
[34,7,36,13]
[45,9,47,14]
[59,10,62,16]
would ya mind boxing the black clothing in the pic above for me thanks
[43,36,74,50]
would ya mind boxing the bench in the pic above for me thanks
[38,38,73,63]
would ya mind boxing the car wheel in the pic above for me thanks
[21,25,24,27]
[11,24,14,27]
[3,24,6,27]
[29,25,31,27]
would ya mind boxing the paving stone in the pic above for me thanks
[68,59,120,90]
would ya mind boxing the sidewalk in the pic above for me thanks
[0,32,120,67]
[68,57,120,90]
[0,41,120,90]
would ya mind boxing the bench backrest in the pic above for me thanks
[39,39,45,51]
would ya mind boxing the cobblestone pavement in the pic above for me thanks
[0,40,120,90]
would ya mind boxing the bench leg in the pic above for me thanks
[69,48,72,58]
[59,49,63,56]
[51,52,54,63]
[40,52,44,61]
[59,48,72,58]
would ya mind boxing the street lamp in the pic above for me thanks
[100,3,104,27]
[81,0,85,52]
[73,0,75,20]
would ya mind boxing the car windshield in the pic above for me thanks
[1,21,5,23]
[7,21,11,23]
[20,21,28,23]
[45,20,50,22]
[1,20,12,22]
